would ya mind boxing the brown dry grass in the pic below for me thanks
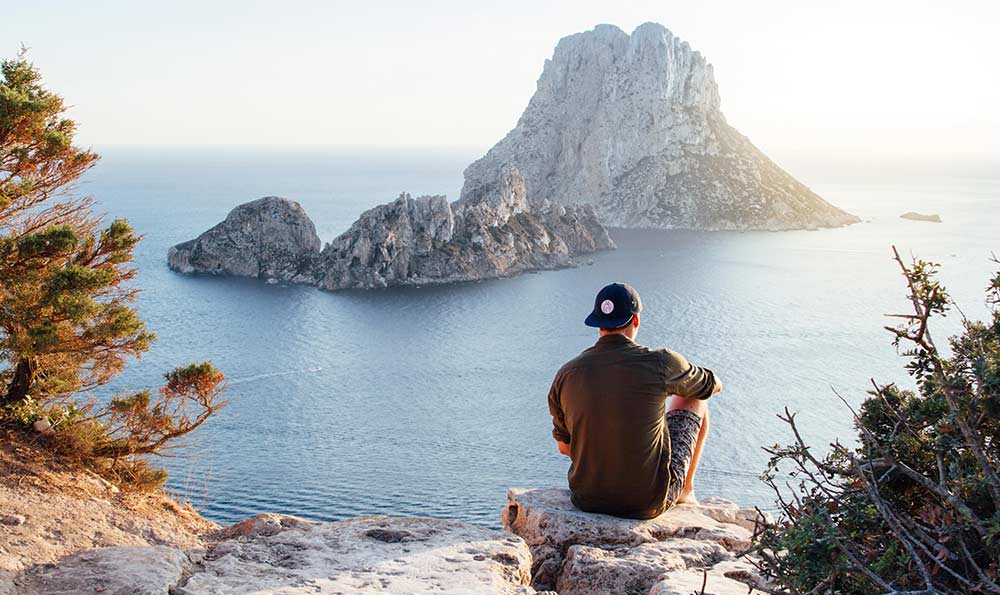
[0,427,220,575]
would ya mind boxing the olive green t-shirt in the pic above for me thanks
[547,334,720,519]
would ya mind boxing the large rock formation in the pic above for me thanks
[316,165,613,290]
[168,196,321,284]
[503,488,768,594]
[6,485,770,595]
[14,514,540,595]
[169,166,614,290]
[462,23,858,230]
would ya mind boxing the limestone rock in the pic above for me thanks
[462,23,858,231]
[16,545,190,595]
[648,559,762,595]
[168,196,321,283]
[316,165,614,290]
[183,515,535,594]
[556,539,730,595]
[698,496,773,533]
[219,512,317,539]
[503,488,761,591]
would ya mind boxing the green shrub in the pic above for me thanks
[0,51,225,487]
[751,248,1000,594]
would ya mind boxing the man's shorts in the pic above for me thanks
[663,409,704,506]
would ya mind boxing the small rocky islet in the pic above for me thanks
[167,165,613,289]
[168,22,858,290]
[900,211,942,222]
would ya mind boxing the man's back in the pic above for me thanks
[549,334,718,519]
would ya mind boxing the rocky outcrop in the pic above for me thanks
[186,515,535,594]
[169,166,614,290]
[167,196,321,284]
[6,485,770,594]
[316,165,614,290]
[462,23,859,231]
[13,514,540,595]
[503,488,768,594]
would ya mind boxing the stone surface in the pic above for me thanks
[503,488,763,591]
[5,485,768,594]
[317,165,613,290]
[462,23,858,231]
[556,539,730,595]
[168,196,321,283]
[219,512,317,539]
[698,495,773,533]
[183,514,535,594]
[648,559,761,595]
[900,211,942,222]
[16,545,190,595]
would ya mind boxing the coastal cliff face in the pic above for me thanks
[168,166,614,290]
[167,196,320,284]
[316,165,614,290]
[461,23,858,230]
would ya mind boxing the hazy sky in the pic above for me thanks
[3,0,998,169]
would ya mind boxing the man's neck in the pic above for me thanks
[599,330,636,341]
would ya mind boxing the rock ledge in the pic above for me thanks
[13,514,539,595]
[503,487,768,594]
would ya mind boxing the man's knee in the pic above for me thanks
[667,395,708,418]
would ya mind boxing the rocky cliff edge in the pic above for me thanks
[3,484,769,595]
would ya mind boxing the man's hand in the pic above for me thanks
[557,440,571,457]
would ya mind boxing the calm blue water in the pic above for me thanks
[82,148,999,527]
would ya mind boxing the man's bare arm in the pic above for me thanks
[557,440,571,457]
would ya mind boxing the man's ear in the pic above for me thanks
[633,314,640,328]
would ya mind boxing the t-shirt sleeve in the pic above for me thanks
[662,350,721,400]
[548,373,571,444]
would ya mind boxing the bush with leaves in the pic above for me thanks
[0,51,225,488]
[750,247,1000,594]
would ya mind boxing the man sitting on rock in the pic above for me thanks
[548,282,721,519]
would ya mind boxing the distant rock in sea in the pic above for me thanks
[168,166,614,290]
[900,211,942,223]
[462,22,859,231]
[167,196,320,284]
[316,165,613,290]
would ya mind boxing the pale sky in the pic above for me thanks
[3,0,999,171]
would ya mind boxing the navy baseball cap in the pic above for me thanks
[584,283,642,328]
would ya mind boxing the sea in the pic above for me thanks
[81,147,999,527]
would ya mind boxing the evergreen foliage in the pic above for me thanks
[0,51,224,487]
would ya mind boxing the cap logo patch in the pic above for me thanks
[600,299,615,314]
